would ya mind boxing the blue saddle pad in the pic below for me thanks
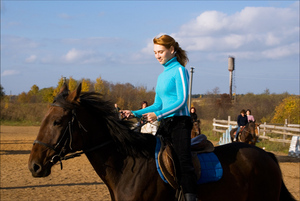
[155,137,168,183]
[155,137,223,185]
[197,152,223,184]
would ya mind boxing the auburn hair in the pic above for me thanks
[153,34,189,67]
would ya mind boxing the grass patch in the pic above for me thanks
[255,140,290,154]
[0,120,41,126]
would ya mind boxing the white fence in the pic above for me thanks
[213,116,300,143]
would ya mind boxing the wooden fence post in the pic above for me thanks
[213,118,217,137]
[228,116,231,127]
[283,119,287,145]
[213,118,216,136]
[263,122,266,137]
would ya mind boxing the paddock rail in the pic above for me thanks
[213,116,300,143]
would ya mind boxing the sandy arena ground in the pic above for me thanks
[0,126,299,201]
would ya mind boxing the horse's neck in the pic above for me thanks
[84,145,123,186]
[85,148,157,199]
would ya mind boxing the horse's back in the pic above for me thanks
[197,143,282,201]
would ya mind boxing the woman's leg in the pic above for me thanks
[156,116,197,200]
[235,127,241,141]
[171,117,197,195]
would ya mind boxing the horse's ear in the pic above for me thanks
[59,83,69,95]
[68,83,82,102]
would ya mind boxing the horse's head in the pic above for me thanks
[245,121,257,144]
[193,120,200,128]
[191,120,201,138]
[29,83,154,178]
[28,84,89,177]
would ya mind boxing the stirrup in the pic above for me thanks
[184,193,198,201]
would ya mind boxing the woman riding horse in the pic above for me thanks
[28,84,295,201]
[123,34,197,201]
[234,109,248,141]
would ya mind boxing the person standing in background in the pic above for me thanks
[190,107,198,122]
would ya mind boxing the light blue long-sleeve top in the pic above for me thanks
[132,57,190,121]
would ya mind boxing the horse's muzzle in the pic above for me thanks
[28,160,52,177]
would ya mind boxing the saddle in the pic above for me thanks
[156,134,216,189]
[234,126,245,136]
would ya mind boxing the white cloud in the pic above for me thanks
[172,5,299,59]
[1,70,20,77]
[140,4,299,61]
[180,11,229,36]
[64,48,81,62]
[25,55,37,63]
[262,43,299,59]
[63,48,91,63]
[141,39,154,55]
[62,48,108,64]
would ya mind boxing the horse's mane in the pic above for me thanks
[247,121,256,127]
[54,91,155,158]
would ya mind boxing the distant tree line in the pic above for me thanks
[0,80,299,125]
[191,87,299,124]
[0,76,155,110]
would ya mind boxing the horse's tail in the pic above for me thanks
[267,152,296,201]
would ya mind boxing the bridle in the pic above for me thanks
[33,103,112,170]
[241,124,256,138]
[193,121,200,135]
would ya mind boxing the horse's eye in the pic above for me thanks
[53,120,62,126]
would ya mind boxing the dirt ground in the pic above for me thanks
[0,126,299,201]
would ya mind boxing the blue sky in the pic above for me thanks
[1,1,299,95]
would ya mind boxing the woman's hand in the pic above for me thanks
[144,112,157,123]
[121,110,133,118]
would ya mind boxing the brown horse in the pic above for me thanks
[191,120,201,139]
[230,121,258,145]
[28,84,295,201]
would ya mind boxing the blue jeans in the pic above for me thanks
[235,127,241,140]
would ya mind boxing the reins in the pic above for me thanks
[242,123,255,134]
[33,103,112,170]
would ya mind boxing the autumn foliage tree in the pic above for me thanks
[2,75,298,127]
[81,79,91,92]
[17,92,31,103]
[94,76,110,96]
[272,96,300,124]
[40,87,54,103]
[29,85,39,95]
[53,77,65,98]
[68,77,77,92]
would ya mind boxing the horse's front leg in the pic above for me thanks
[114,158,174,201]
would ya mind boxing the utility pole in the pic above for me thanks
[188,67,194,111]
